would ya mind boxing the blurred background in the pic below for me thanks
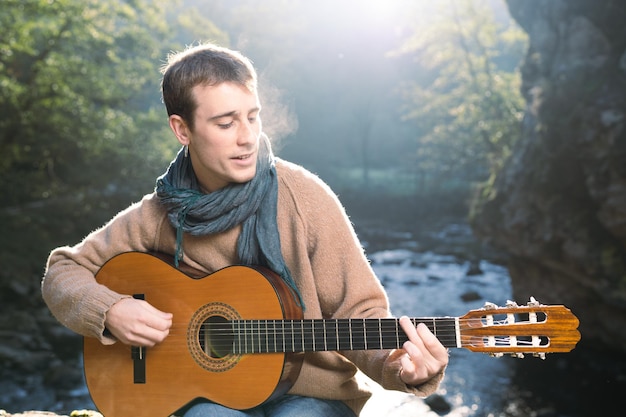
[1,0,625,415]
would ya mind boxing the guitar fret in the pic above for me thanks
[380,319,401,349]
[365,318,381,349]
[279,320,285,353]
[352,319,367,350]
[444,317,459,348]
[248,320,253,354]
[361,319,367,350]
[311,320,315,352]
[265,320,271,353]
[250,320,255,353]
[246,320,250,353]
[241,320,246,353]
[265,320,270,353]
[279,320,286,352]
[251,320,256,353]
[314,320,326,352]
[244,320,250,353]
[249,320,254,353]
[303,321,313,351]
[325,320,338,351]
[349,320,353,350]
[264,320,272,353]
[240,320,245,354]
[336,319,350,350]
[289,320,295,352]
[395,319,400,348]
[296,320,302,351]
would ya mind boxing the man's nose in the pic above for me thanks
[238,119,258,145]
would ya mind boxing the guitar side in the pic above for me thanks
[83,252,303,417]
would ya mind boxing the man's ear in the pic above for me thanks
[169,115,191,146]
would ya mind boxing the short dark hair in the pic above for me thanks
[160,43,257,130]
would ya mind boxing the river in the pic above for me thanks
[360,222,623,417]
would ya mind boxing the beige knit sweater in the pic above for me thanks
[42,158,443,414]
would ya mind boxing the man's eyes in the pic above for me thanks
[216,117,257,129]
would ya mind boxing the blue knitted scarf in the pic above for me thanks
[155,134,304,308]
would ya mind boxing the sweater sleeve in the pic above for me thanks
[41,194,170,344]
[278,161,444,397]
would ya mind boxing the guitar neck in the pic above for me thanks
[221,317,459,354]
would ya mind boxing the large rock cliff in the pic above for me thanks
[471,0,626,351]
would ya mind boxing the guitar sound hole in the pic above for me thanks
[200,316,234,358]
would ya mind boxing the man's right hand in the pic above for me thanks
[104,297,173,346]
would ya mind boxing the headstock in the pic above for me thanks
[458,297,581,358]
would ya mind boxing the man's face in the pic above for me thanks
[178,82,262,193]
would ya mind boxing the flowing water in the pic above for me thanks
[362,223,624,417]
[368,248,516,416]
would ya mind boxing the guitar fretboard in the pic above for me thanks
[214,318,459,354]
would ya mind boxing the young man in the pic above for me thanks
[42,43,448,417]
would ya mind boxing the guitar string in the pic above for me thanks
[147,318,552,353]
[163,316,533,328]
[122,336,550,355]
[161,316,548,338]
[193,326,545,337]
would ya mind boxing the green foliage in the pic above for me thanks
[0,0,176,291]
[1,0,168,206]
[394,0,527,194]
[0,0,529,298]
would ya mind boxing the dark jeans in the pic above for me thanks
[183,394,356,417]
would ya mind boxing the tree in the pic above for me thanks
[394,0,527,196]
[0,0,224,300]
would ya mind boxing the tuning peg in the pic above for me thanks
[483,301,498,310]
[488,352,504,358]
[533,352,546,360]
[527,297,540,306]
[506,300,519,308]
[511,352,524,358]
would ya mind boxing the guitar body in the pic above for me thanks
[84,252,303,417]
[84,252,581,417]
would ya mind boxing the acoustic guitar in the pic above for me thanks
[83,252,580,417]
